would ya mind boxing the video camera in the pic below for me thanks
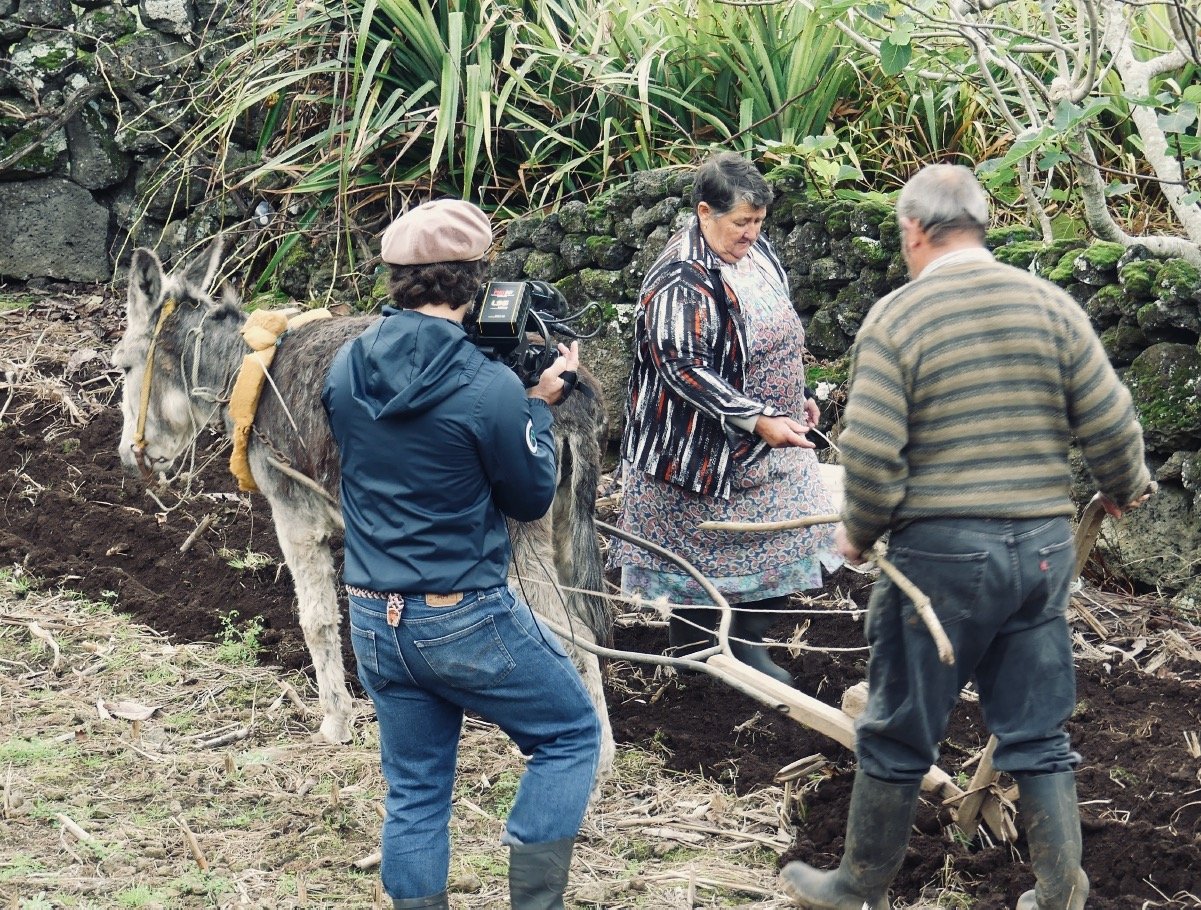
[467,280,599,387]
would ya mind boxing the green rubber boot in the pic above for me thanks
[780,771,921,909]
[730,597,794,687]
[509,837,574,910]
[1013,772,1089,910]
[667,606,717,657]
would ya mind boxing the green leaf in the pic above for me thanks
[1037,149,1068,170]
[1104,181,1136,197]
[1052,101,1084,132]
[1181,190,1201,205]
[1158,103,1198,135]
[891,17,914,46]
[879,37,911,77]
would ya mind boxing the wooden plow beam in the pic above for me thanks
[588,518,1015,844]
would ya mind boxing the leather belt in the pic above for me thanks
[345,586,464,626]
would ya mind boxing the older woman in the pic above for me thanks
[611,152,840,686]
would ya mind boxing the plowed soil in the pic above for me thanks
[2,292,1199,908]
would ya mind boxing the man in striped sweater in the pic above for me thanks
[781,164,1152,910]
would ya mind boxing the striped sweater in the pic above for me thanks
[839,252,1150,551]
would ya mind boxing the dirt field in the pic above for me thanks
[2,287,1200,908]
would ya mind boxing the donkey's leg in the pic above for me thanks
[571,636,615,784]
[270,502,354,743]
[511,525,615,784]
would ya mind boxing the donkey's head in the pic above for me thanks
[112,240,242,480]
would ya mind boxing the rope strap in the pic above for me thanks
[133,298,178,450]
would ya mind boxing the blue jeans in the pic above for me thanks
[349,585,600,901]
[856,516,1081,783]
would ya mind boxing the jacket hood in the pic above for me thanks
[348,307,477,419]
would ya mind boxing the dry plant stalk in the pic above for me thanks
[55,813,92,843]
[174,815,209,870]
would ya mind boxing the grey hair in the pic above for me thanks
[691,151,773,215]
[897,164,990,244]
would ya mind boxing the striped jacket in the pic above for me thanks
[620,218,786,499]
[838,252,1150,551]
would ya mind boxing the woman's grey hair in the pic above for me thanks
[691,151,773,215]
[897,164,990,244]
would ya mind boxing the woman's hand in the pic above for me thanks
[802,397,820,429]
[528,341,580,405]
[754,413,816,449]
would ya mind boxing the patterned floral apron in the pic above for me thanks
[613,245,842,605]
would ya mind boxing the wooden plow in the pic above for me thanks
[556,492,1118,846]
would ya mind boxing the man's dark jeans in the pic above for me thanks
[856,516,1081,783]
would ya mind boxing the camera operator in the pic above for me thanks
[322,199,600,910]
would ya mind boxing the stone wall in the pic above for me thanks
[492,168,1201,608]
[0,0,239,282]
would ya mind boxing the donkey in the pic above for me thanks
[112,241,616,777]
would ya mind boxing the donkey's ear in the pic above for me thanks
[127,248,164,323]
[182,237,225,294]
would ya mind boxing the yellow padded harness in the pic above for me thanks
[228,307,331,491]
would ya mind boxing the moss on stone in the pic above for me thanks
[1085,284,1124,327]
[0,127,64,171]
[1032,240,1085,279]
[1118,258,1162,300]
[1124,343,1201,451]
[805,357,851,388]
[577,268,624,303]
[1078,241,1125,271]
[1046,250,1079,285]
[1099,323,1146,364]
[986,225,1039,247]
[1155,259,1201,303]
[523,250,564,282]
[805,306,851,358]
[992,240,1042,270]
[849,235,890,267]
[823,200,856,239]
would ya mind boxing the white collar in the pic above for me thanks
[918,246,994,278]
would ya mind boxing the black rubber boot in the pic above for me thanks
[509,837,574,910]
[1014,772,1089,910]
[780,770,921,909]
[730,597,795,687]
[667,606,717,657]
[393,893,449,909]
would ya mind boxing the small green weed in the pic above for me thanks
[217,547,276,571]
[0,294,38,312]
[115,884,172,907]
[0,566,35,597]
[215,610,265,666]
[0,737,76,767]
[0,854,44,883]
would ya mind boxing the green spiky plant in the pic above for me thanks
[158,0,865,291]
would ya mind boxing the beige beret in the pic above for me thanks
[379,199,493,266]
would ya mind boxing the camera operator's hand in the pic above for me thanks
[528,341,580,406]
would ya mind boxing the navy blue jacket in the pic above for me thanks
[322,307,558,593]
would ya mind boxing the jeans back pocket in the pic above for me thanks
[415,615,517,688]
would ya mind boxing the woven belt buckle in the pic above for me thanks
[426,592,463,608]
[385,593,404,627]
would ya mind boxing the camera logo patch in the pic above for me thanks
[525,419,539,454]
